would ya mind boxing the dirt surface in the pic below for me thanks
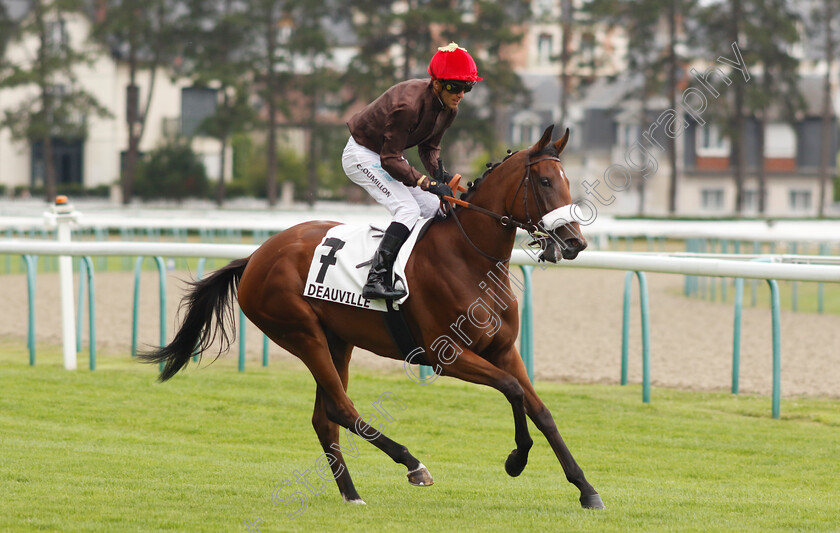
[2,265,838,398]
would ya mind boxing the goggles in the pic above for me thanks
[440,79,475,94]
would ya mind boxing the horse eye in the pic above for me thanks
[539,178,551,187]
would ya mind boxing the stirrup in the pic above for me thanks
[362,281,406,300]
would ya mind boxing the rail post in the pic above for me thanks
[621,271,651,402]
[76,256,96,370]
[131,256,167,373]
[23,254,38,365]
[731,257,783,418]
[43,196,79,370]
[518,265,535,383]
[732,278,743,394]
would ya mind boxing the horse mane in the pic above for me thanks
[458,142,560,204]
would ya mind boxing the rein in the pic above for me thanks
[442,153,563,262]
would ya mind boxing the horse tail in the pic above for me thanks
[138,257,250,382]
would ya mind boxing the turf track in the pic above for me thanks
[2,342,839,532]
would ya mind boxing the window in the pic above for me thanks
[533,0,554,17]
[47,19,68,50]
[181,87,218,137]
[537,34,553,65]
[701,188,724,211]
[578,33,596,73]
[516,122,539,145]
[621,124,640,149]
[788,189,812,212]
[31,139,84,186]
[765,123,796,158]
[456,0,475,13]
[697,124,729,156]
[511,113,540,146]
[742,189,760,212]
[702,125,725,149]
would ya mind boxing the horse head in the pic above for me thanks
[502,125,587,262]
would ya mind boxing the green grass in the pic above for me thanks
[2,342,839,532]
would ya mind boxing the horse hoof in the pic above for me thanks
[406,463,434,486]
[580,493,605,509]
[343,497,366,505]
[504,449,527,477]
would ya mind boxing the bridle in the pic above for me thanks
[444,151,564,263]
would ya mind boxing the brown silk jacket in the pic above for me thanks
[347,79,456,187]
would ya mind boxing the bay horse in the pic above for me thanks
[140,125,605,510]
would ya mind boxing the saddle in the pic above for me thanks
[303,218,435,363]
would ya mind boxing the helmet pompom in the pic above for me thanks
[428,42,483,82]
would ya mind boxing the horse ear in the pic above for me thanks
[532,125,555,153]
[554,128,570,155]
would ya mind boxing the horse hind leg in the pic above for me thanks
[262,322,432,493]
[312,339,433,488]
[312,386,365,504]
[311,333,363,503]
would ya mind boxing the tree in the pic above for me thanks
[179,0,255,207]
[346,1,531,158]
[343,0,403,104]
[451,1,532,153]
[559,0,573,128]
[90,0,181,205]
[697,0,803,215]
[0,2,13,59]
[585,0,673,215]
[0,0,111,202]
[815,0,840,218]
[693,0,748,214]
[665,0,689,214]
[282,0,342,206]
[246,0,293,206]
[744,0,803,214]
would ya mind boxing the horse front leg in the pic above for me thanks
[432,348,534,478]
[497,348,605,509]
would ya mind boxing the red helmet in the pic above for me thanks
[428,42,483,82]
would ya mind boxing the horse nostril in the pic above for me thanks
[565,238,585,251]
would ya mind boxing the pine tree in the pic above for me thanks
[90,0,181,205]
[815,0,840,217]
[247,0,292,206]
[694,0,748,214]
[744,0,803,214]
[695,0,803,215]
[178,0,255,207]
[345,1,530,157]
[585,0,675,215]
[0,0,111,202]
[285,0,342,207]
[0,2,13,59]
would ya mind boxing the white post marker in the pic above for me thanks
[44,196,80,370]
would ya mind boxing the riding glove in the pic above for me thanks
[425,179,453,198]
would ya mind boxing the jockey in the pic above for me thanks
[343,42,483,300]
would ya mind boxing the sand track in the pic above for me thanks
[2,266,838,398]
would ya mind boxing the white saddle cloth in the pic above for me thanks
[303,219,432,312]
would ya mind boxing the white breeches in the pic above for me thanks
[342,136,441,229]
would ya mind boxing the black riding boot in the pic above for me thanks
[362,222,411,300]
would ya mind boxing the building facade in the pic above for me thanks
[0,4,228,199]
